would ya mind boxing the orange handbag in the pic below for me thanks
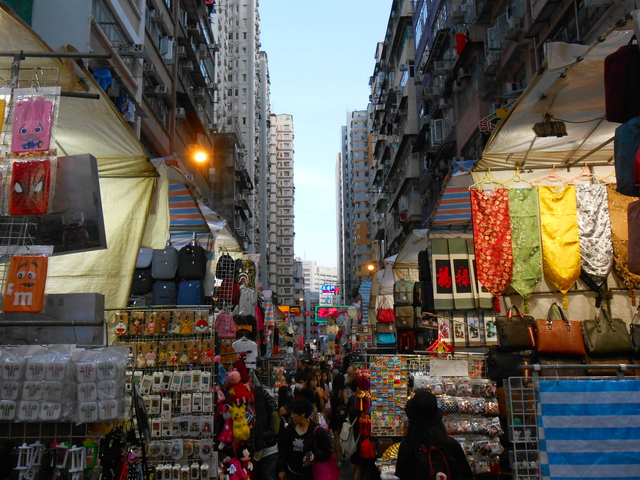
[3,255,48,313]
[535,303,586,356]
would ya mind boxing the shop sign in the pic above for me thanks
[304,311,310,317]
[321,284,340,295]
[290,307,300,316]
[478,101,515,133]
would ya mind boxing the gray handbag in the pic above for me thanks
[582,307,635,354]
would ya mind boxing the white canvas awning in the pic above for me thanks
[478,14,638,170]
[0,6,162,314]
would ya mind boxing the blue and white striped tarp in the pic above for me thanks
[359,280,372,323]
[538,380,640,480]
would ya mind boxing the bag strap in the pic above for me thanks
[507,305,524,320]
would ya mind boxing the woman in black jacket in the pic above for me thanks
[276,398,332,480]
[395,391,474,480]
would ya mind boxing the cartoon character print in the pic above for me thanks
[11,96,53,153]
[2,255,48,313]
[9,159,52,215]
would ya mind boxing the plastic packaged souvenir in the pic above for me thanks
[11,96,54,153]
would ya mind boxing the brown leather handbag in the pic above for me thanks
[536,303,586,356]
[582,307,635,354]
[496,305,536,351]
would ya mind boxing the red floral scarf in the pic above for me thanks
[470,189,513,311]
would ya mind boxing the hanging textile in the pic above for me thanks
[575,184,614,287]
[470,189,513,311]
[606,184,640,303]
[538,186,581,308]
[508,188,543,312]
[448,238,476,310]
[538,185,580,308]
[538,380,640,480]
[431,238,454,310]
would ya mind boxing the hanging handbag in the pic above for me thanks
[631,307,640,354]
[376,322,396,334]
[582,307,635,354]
[496,305,536,351]
[486,346,534,383]
[535,303,586,356]
[376,296,395,323]
[376,332,396,345]
[312,427,340,480]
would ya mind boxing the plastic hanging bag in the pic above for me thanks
[10,87,60,154]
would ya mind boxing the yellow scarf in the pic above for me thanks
[538,186,581,308]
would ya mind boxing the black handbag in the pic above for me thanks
[496,305,536,351]
[486,346,534,384]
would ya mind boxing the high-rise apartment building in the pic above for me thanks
[268,113,295,305]
[338,110,372,302]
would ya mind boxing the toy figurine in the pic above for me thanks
[145,350,157,367]
[179,349,189,366]
[169,349,179,366]
[158,347,169,366]
[136,352,146,368]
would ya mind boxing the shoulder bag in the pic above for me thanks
[496,305,536,351]
[536,303,586,356]
[376,296,395,323]
[583,307,635,354]
[313,427,340,480]
[631,307,640,354]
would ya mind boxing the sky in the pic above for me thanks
[259,1,392,269]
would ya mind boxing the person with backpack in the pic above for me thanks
[276,399,332,480]
[328,374,349,466]
[395,391,474,480]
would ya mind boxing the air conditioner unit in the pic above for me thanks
[439,97,451,109]
[502,81,522,95]
[422,87,438,99]
[149,9,164,22]
[208,43,219,52]
[433,60,452,73]
[177,46,186,57]
[398,195,409,212]
[175,107,186,118]
[451,4,466,23]
[143,62,156,74]
[399,63,409,72]
[458,68,471,80]
[452,80,465,92]
[506,15,523,39]
[484,53,499,75]
[123,43,145,58]
[489,103,502,114]
[153,85,170,96]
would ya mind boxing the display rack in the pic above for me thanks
[113,308,216,469]
[505,365,640,480]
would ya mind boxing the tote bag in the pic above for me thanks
[536,303,586,356]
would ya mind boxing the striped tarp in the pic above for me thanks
[169,183,210,233]
[431,160,473,226]
[359,279,372,324]
[538,380,640,480]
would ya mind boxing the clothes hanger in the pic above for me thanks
[190,232,197,246]
[531,164,569,187]
[568,162,607,184]
[469,168,504,190]
[503,167,531,187]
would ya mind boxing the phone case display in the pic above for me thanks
[370,356,407,436]
[114,308,216,468]
[10,88,59,154]
[0,344,127,422]
[2,254,48,313]
[8,157,57,215]
[412,375,503,476]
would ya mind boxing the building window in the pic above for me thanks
[242,117,246,125]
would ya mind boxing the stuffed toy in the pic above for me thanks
[226,370,252,404]
[217,405,234,448]
[233,356,249,383]
[229,402,250,442]
[240,448,253,475]
[227,457,247,480]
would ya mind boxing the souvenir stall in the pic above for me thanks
[419,13,640,480]
[0,6,170,480]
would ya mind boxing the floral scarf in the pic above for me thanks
[470,189,513,311]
